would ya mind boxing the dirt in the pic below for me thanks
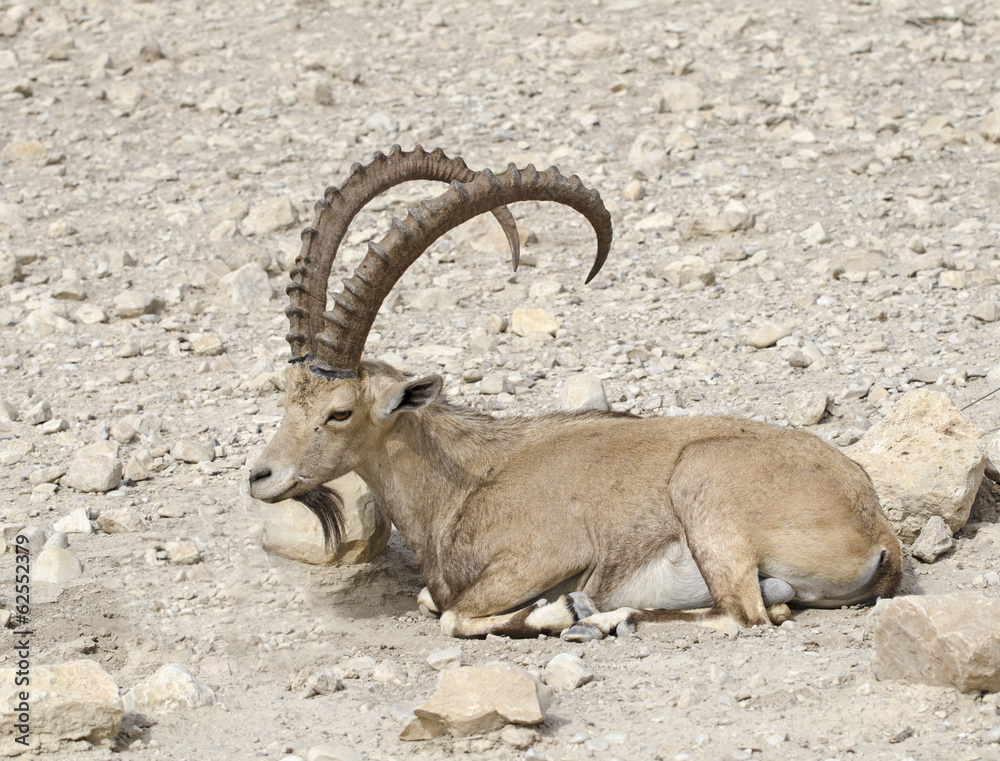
[2,0,1000,759]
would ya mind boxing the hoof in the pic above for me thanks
[767,603,792,625]
[615,620,636,638]
[560,623,604,643]
[567,591,599,620]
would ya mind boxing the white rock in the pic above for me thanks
[565,31,620,59]
[660,79,703,112]
[256,471,391,565]
[65,441,122,493]
[979,110,1000,143]
[113,290,163,319]
[910,515,954,562]
[427,647,463,671]
[44,532,68,550]
[545,653,595,690]
[32,545,83,583]
[0,246,21,286]
[75,305,107,324]
[802,222,830,245]
[373,660,407,685]
[296,669,344,697]
[848,389,985,542]
[0,660,122,754]
[787,391,829,427]
[124,448,153,482]
[658,256,716,291]
[52,507,93,535]
[123,664,216,713]
[970,301,999,324]
[0,399,18,422]
[511,308,560,337]
[241,196,298,236]
[218,263,274,309]
[15,526,46,556]
[189,332,225,356]
[627,133,665,179]
[166,541,201,565]
[871,594,1000,692]
[400,663,552,740]
[528,278,565,299]
[480,373,514,395]
[171,438,215,463]
[747,323,792,349]
[558,374,610,412]
[623,180,646,201]
[28,465,65,486]
[688,202,755,235]
[23,399,53,425]
[95,507,146,534]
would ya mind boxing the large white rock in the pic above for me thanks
[95,507,147,534]
[558,374,610,412]
[0,245,21,286]
[657,256,716,291]
[64,441,122,493]
[427,647,463,671]
[0,660,122,754]
[848,389,985,542]
[171,438,215,463]
[511,308,560,337]
[660,79,704,112]
[747,322,792,349]
[627,133,665,179]
[32,545,83,584]
[52,507,92,535]
[565,31,620,59]
[113,290,163,319]
[218,263,274,309]
[400,663,553,740]
[241,196,298,236]
[870,594,1000,692]
[123,664,216,714]
[544,653,595,690]
[256,471,391,565]
[910,515,954,563]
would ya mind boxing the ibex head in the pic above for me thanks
[248,145,612,541]
[249,361,442,500]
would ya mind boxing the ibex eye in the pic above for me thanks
[326,411,352,423]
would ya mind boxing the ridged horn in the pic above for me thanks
[313,163,613,374]
[285,145,520,364]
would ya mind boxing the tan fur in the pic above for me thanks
[250,361,902,639]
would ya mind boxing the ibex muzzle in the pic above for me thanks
[249,145,902,640]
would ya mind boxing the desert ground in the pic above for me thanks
[2,0,1000,759]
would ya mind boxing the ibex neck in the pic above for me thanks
[355,401,520,567]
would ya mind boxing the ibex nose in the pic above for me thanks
[249,467,272,485]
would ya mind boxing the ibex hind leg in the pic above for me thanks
[561,598,787,642]
[441,592,596,638]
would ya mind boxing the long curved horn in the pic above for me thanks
[286,145,520,363]
[309,164,613,376]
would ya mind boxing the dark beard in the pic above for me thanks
[294,484,345,550]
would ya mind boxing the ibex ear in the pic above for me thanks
[377,375,443,419]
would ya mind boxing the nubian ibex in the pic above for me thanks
[249,145,902,641]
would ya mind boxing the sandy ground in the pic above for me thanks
[2,0,1000,759]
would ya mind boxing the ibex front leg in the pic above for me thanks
[437,561,598,639]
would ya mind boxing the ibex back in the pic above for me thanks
[249,146,902,640]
